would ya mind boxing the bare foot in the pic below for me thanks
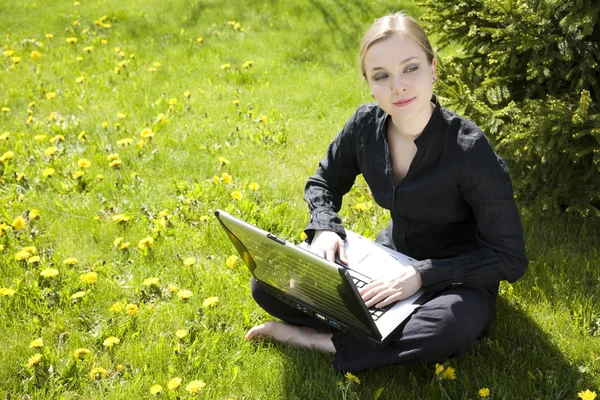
[245,321,335,353]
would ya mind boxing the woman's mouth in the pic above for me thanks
[393,97,415,107]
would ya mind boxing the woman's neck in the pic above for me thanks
[390,101,435,139]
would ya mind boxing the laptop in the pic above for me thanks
[215,209,430,348]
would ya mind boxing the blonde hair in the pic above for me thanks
[359,12,435,78]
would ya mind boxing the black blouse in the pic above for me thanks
[303,97,528,294]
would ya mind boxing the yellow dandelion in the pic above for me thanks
[202,296,219,308]
[102,121,109,129]
[242,60,253,69]
[183,257,196,267]
[155,113,166,124]
[196,37,203,43]
[126,303,138,315]
[218,156,230,164]
[11,56,21,64]
[42,168,55,177]
[168,377,182,390]
[27,255,41,264]
[27,353,43,368]
[109,302,123,313]
[119,242,130,250]
[150,384,163,395]
[112,214,129,223]
[233,99,240,106]
[222,172,233,184]
[226,255,238,268]
[184,90,191,98]
[89,367,107,379]
[0,131,10,139]
[75,76,85,83]
[177,289,193,300]
[248,182,260,191]
[441,366,456,380]
[77,158,91,169]
[479,387,490,398]
[23,246,37,254]
[140,128,154,139]
[186,380,206,393]
[221,63,230,70]
[0,151,14,162]
[175,329,187,339]
[435,363,444,375]
[3,49,14,57]
[73,348,91,359]
[345,372,360,384]
[76,56,83,62]
[30,51,41,60]
[73,170,85,179]
[143,277,160,286]
[0,288,16,296]
[168,98,177,105]
[167,284,178,293]
[578,390,597,400]
[354,202,368,211]
[152,61,161,67]
[109,159,121,168]
[138,236,154,249]
[63,257,78,265]
[40,268,59,278]
[45,92,57,100]
[15,250,31,261]
[80,271,98,284]
[50,135,65,144]
[117,138,133,146]
[103,336,120,348]
[231,191,243,200]
[212,175,221,184]
[199,215,209,221]
[44,146,57,156]
[12,216,26,230]
[29,338,43,348]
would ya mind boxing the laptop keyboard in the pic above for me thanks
[351,276,393,321]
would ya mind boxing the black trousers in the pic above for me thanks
[251,278,497,372]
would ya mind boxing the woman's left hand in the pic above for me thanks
[359,266,423,308]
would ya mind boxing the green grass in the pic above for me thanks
[0,0,599,398]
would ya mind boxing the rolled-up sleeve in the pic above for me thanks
[303,108,363,242]
[412,135,528,293]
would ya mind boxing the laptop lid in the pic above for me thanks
[215,209,381,341]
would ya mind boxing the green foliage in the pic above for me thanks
[420,0,600,215]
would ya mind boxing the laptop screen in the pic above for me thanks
[216,211,374,337]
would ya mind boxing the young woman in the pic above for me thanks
[245,11,528,372]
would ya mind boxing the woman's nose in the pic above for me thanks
[391,76,407,93]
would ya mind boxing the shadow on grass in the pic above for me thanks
[270,295,593,399]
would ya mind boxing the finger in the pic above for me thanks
[365,289,396,308]
[324,249,336,263]
[358,279,382,296]
[338,244,348,265]
[374,292,403,308]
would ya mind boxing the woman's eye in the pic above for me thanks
[374,74,388,81]
[405,65,419,73]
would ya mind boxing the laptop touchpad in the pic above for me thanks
[351,254,398,280]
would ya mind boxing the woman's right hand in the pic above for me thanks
[310,230,348,265]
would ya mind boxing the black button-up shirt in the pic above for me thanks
[303,97,528,294]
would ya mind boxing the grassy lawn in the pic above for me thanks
[0,0,599,398]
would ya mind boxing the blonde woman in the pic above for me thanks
[246,11,528,372]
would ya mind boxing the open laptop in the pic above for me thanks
[215,209,430,348]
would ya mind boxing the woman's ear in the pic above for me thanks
[431,58,437,82]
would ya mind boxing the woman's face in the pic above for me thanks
[363,33,436,124]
